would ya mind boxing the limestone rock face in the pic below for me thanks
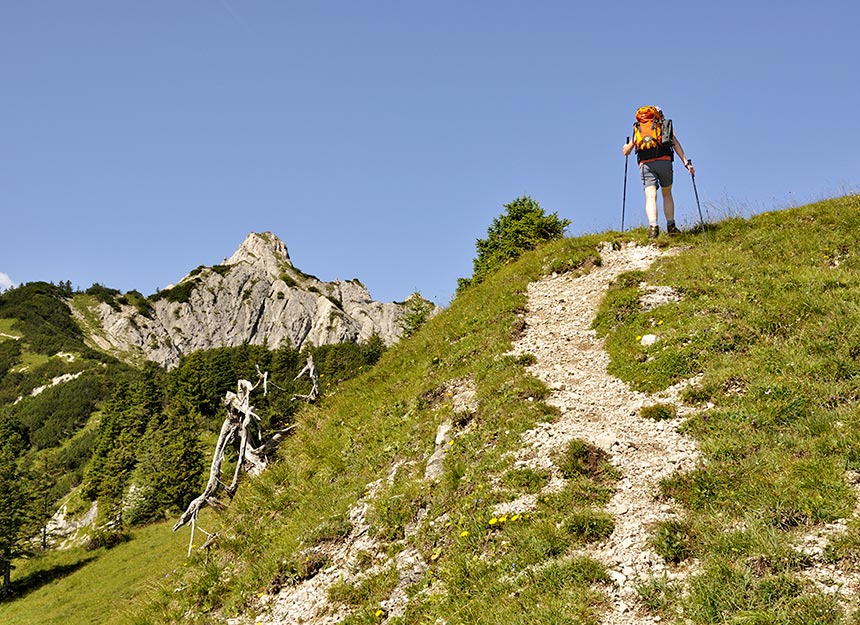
[84,232,415,368]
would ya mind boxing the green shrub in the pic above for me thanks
[398,292,435,338]
[459,195,570,292]
[150,279,199,304]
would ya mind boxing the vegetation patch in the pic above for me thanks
[640,402,677,421]
[150,278,200,304]
[554,438,619,484]
[651,518,696,563]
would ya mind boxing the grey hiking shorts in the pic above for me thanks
[640,159,673,188]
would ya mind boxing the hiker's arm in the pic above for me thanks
[622,139,635,156]
[672,133,695,175]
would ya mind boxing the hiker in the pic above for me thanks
[622,106,695,239]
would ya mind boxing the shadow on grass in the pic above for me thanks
[1,556,97,602]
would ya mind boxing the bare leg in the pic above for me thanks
[644,185,659,225]
[661,185,675,223]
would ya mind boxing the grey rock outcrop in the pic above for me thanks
[81,232,418,368]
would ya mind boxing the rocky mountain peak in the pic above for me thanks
[80,231,421,368]
[226,232,293,279]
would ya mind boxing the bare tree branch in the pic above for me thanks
[173,368,298,552]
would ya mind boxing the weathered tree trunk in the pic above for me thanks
[293,354,320,401]
[173,366,301,554]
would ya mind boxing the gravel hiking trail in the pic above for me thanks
[510,242,699,624]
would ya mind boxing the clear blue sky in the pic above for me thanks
[2,1,858,304]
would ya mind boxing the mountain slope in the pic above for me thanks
[134,194,860,625]
[7,195,860,625]
[74,232,414,368]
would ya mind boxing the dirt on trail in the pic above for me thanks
[508,241,700,624]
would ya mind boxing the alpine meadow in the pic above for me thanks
[5,194,860,625]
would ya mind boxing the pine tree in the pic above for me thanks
[459,195,570,292]
[0,415,29,596]
[127,401,204,525]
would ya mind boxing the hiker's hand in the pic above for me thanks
[685,161,695,176]
[622,143,633,156]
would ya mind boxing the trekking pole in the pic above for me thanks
[688,159,707,241]
[621,136,629,232]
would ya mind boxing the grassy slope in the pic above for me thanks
[132,230,613,625]
[8,194,860,624]
[0,514,213,625]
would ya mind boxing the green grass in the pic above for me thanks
[596,194,860,621]
[137,195,860,624]
[0,318,22,339]
[0,515,209,625]
[127,232,613,624]
[22,194,860,625]
[16,350,51,372]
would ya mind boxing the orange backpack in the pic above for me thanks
[633,106,674,160]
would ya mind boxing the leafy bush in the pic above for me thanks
[459,195,570,292]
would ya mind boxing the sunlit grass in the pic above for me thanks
[17,195,860,624]
[597,194,860,621]
[0,515,209,625]
[0,318,23,338]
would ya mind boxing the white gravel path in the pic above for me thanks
[509,241,700,624]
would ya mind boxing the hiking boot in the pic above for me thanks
[666,222,681,235]
[647,225,659,240]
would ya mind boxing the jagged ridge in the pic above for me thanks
[77,232,411,368]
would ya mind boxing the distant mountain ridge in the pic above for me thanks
[74,232,413,368]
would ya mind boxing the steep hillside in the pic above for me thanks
[127,194,860,625]
[73,232,416,368]
[6,195,860,625]
[0,233,424,605]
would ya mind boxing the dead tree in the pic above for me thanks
[173,367,296,555]
[292,353,320,402]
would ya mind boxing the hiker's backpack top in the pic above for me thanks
[633,106,674,163]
